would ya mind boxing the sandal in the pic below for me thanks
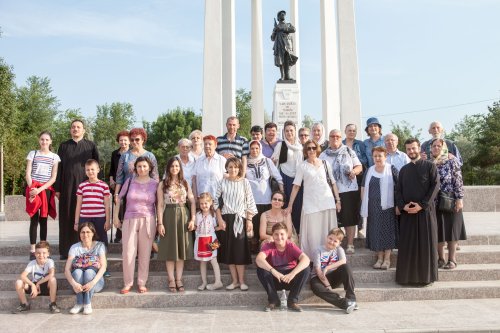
[120,287,132,294]
[168,279,177,293]
[138,286,148,294]
[176,279,185,292]
[373,259,383,269]
[443,260,457,270]
[438,258,446,269]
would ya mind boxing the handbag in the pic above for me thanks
[118,177,131,221]
[322,160,336,199]
[264,158,280,193]
[438,191,455,213]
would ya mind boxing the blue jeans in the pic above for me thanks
[72,269,104,305]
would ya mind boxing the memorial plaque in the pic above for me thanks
[273,83,301,137]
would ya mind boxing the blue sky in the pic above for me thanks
[1,0,499,139]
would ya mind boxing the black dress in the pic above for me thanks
[55,139,99,257]
[395,160,440,285]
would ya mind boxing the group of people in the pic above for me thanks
[16,115,466,314]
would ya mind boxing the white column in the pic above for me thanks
[222,0,236,122]
[251,0,264,127]
[202,0,223,135]
[320,0,341,133]
[337,0,362,136]
[288,0,301,127]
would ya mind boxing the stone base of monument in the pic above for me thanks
[273,82,301,135]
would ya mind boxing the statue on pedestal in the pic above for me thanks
[271,10,298,83]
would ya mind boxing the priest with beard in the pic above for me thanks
[395,138,440,286]
[54,119,99,259]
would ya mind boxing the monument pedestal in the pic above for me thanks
[273,83,301,136]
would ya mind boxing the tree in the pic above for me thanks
[473,101,500,168]
[390,120,422,152]
[0,58,17,145]
[91,102,135,177]
[51,108,86,152]
[302,115,315,129]
[144,107,201,172]
[236,88,252,138]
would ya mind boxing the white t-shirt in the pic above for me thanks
[69,241,106,258]
[24,258,55,283]
[26,150,61,183]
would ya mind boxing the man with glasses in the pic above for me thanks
[298,127,310,145]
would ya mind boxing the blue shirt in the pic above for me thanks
[216,133,249,159]
[386,150,410,172]
[364,136,385,167]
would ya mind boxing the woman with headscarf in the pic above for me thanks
[311,122,328,151]
[430,138,466,270]
[246,140,283,252]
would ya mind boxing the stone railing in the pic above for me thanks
[3,186,499,221]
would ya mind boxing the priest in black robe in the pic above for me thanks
[395,138,440,286]
[54,119,99,259]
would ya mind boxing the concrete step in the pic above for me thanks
[2,234,499,256]
[3,280,500,311]
[1,245,499,274]
[2,264,500,292]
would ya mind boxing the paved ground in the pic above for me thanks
[1,212,500,332]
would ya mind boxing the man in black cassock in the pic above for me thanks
[54,120,99,259]
[395,138,440,286]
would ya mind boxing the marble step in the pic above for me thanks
[2,245,500,274]
[2,280,500,311]
[2,235,499,256]
[1,264,500,292]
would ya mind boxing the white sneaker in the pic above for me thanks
[83,304,93,315]
[357,229,365,239]
[346,245,355,254]
[69,304,83,314]
[206,281,223,290]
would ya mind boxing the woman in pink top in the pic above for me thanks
[113,156,158,294]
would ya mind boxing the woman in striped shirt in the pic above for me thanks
[215,157,257,291]
[25,131,60,260]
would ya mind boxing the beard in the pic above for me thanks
[408,151,420,161]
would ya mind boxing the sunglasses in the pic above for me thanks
[131,137,142,142]
[307,146,317,151]
[272,197,284,202]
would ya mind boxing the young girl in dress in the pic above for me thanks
[195,192,223,290]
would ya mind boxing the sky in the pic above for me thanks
[1,0,499,140]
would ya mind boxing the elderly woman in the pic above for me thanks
[176,138,196,188]
[361,147,398,270]
[363,117,385,167]
[286,140,341,259]
[215,157,258,291]
[311,122,328,151]
[157,157,196,292]
[25,131,60,260]
[114,128,159,201]
[65,222,106,315]
[320,129,363,254]
[192,135,227,199]
[246,140,283,251]
[271,120,304,233]
[189,130,204,159]
[109,130,130,243]
[114,156,159,294]
[430,138,466,270]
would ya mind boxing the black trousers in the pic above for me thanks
[29,189,51,245]
[310,264,356,309]
[256,266,310,304]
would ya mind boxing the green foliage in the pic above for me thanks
[0,58,17,144]
[236,88,252,137]
[302,115,315,129]
[390,120,422,152]
[144,107,201,173]
[50,108,86,151]
[91,102,135,178]
[474,102,500,168]
[447,114,483,172]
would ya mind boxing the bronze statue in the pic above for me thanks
[271,10,298,82]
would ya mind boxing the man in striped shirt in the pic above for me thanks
[74,159,111,246]
[216,116,249,174]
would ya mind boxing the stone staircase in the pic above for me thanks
[1,234,500,312]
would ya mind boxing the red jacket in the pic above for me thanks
[25,181,57,219]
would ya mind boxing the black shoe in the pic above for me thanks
[29,252,36,261]
[12,303,30,313]
[114,238,121,244]
[264,303,277,312]
[49,302,61,314]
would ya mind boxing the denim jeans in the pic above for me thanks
[72,269,104,305]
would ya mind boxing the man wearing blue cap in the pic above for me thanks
[363,117,385,167]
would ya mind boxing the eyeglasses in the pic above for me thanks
[329,135,341,139]
[131,137,141,142]
[272,197,284,202]
[299,134,309,137]
[307,146,317,151]
[180,146,191,149]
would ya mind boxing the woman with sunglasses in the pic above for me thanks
[285,140,341,259]
[114,128,159,202]
[259,191,298,246]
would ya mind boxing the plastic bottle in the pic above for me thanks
[280,289,287,311]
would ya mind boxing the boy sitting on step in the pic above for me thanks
[13,241,60,313]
